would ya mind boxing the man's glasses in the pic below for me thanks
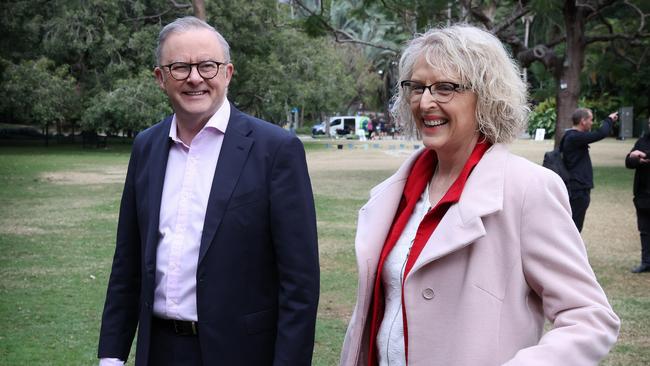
[161,60,227,81]
[400,80,467,103]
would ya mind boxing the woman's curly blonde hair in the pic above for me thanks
[391,24,529,144]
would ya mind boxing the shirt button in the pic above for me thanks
[422,288,435,300]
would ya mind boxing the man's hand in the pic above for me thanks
[629,150,650,164]
[609,111,619,121]
[99,358,125,366]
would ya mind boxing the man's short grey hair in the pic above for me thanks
[391,24,529,144]
[572,108,592,126]
[155,16,231,66]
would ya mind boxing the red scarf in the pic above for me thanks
[367,140,490,366]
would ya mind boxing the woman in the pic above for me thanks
[625,117,650,273]
[339,25,619,366]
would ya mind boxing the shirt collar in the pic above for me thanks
[168,98,231,143]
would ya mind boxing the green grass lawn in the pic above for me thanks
[0,139,648,365]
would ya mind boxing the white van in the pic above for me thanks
[327,116,369,137]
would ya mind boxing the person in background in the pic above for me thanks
[367,114,375,140]
[97,16,319,366]
[625,116,650,273]
[339,24,619,366]
[562,108,618,232]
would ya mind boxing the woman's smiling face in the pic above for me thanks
[409,55,479,153]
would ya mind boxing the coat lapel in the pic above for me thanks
[198,107,253,265]
[408,144,508,275]
[145,117,173,273]
[355,150,421,286]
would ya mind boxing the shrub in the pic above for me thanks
[528,98,556,139]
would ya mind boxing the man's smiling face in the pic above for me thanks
[154,28,233,128]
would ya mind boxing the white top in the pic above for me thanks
[377,184,432,366]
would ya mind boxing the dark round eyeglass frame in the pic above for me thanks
[400,80,467,104]
[161,60,227,81]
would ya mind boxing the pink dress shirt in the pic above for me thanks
[153,101,230,321]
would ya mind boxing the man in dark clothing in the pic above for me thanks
[625,117,650,273]
[562,108,619,232]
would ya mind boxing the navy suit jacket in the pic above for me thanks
[98,105,320,365]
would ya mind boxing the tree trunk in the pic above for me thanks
[554,0,586,146]
[193,0,206,20]
[44,123,49,147]
[299,106,304,128]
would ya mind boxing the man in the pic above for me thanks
[625,117,650,273]
[97,16,319,366]
[562,108,618,232]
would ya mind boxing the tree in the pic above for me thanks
[0,0,189,137]
[193,0,206,20]
[0,57,78,145]
[295,0,403,117]
[493,0,650,143]
[0,0,381,136]
[206,0,381,124]
[81,70,171,135]
[292,0,650,144]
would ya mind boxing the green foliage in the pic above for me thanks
[82,70,171,134]
[528,98,557,138]
[582,37,650,120]
[527,62,556,102]
[303,14,329,37]
[207,0,381,123]
[230,29,362,122]
[0,0,379,133]
[579,95,621,125]
[528,94,623,138]
[3,0,646,138]
[0,57,79,127]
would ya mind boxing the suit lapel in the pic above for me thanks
[198,107,253,265]
[409,144,507,275]
[145,117,173,272]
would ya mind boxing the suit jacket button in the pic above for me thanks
[422,288,435,300]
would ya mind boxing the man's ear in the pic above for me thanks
[154,67,166,91]
[223,63,234,86]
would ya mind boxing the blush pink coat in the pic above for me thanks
[339,144,620,366]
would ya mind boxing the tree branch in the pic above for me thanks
[623,0,648,33]
[169,0,192,9]
[126,8,174,22]
[292,0,399,53]
[610,41,646,70]
[586,32,650,44]
[490,5,532,36]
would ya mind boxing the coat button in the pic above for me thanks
[422,288,435,300]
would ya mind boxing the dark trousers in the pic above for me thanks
[635,205,650,265]
[148,317,202,366]
[569,189,591,232]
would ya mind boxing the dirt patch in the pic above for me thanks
[1,224,47,236]
[40,166,126,185]
[507,138,635,166]
[307,147,414,172]
[307,137,635,169]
